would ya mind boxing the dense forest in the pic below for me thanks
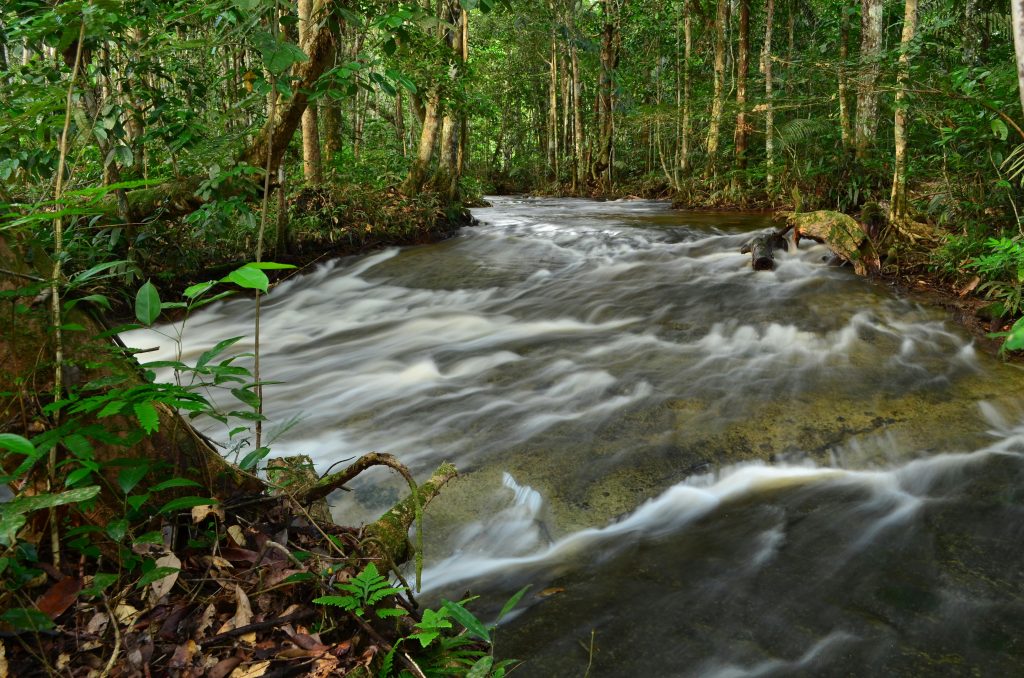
[3,0,1024,675]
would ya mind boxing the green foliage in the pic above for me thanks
[314,562,407,619]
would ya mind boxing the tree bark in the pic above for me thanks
[681,8,691,175]
[733,0,750,184]
[854,0,884,160]
[591,0,622,186]
[240,0,336,179]
[763,0,776,186]
[1013,0,1024,119]
[298,0,323,184]
[547,25,558,180]
[705,0,727,179]
[838,4,852,149]
[889,0,918,223]
[571,39,584,191]
[402,89,442,195]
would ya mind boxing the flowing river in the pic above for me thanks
[126,197,1024,675]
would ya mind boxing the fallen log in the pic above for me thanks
[780,210,878,275]
[740,230,790,271]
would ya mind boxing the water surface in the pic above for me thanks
[125,197,1024,675]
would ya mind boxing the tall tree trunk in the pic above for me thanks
[681,8,691,175]
[733,0,750,185]
[705,0,727,179]
[571,40,584,192]
[591,0,622,186]
[763,0,776,187]
[396,89,407,157]
[403,89,442,195]
[435,2,466,200]
[889,0,918,223]
[298,0,323,183]
[854,0,884,160]
[1013,0,1024,118]
[838,4,852,149]
[547,27,558,180]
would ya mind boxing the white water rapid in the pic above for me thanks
[124,197,1024,675]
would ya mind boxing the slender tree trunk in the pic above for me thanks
[402,90,441,195]
[733,0,750,186]
[854,0,884,160]
[889,0,918,223]
[548,29,558,180]
[435,2,466,200]
[298,0,323,183]
[786,0,795,96]
[571,40,584,192]
[763,0,776,187]
[1013,0,1024,118]
[681,9,691,175]
[396,90,407,157]
[705,0,727,178]
[838,4,852,149]
[592,0,622,186]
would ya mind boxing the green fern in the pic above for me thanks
[313,562,406,618]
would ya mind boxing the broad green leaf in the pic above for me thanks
[82,572,118,598]
[467,656,494,678]
[118,464,150,494]
[150,478,203,492]
[196,336,244,369]
[231,387,260,409]
[133,401,160,434]
[0,433,35,456]
[498,585,530,621]
[106,518,129,542]
[442,598,490,642]
[992,118,1009,142]
[239,446,271,471]
[1,607,55,631]
[0,512,27,546]
[243,261,296,270]
[5,486,101,515]
[183,280,216,299]
[137,565,180,587]
[221,266,269,292]
[158,496,217,515]
[135,280,161,325]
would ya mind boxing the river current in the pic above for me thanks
[126,197,1024,675]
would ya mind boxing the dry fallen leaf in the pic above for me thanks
[86,611,109,635]
[228,659,271,678]
[35,576,82,619]
[192,504,225,523]
[307,655,339,678]
[538,587,566,598]
[195,603,217,639]
[207,655,243,678]
[227,525,246,547]
[169,640,197,670]
[114,603,140,626]
[0,642,7,678]
[149,553,182,605]
[217,585,254,643]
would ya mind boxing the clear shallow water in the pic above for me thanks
[125,197,1024,675]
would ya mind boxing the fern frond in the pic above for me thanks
[312,594,359,610]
